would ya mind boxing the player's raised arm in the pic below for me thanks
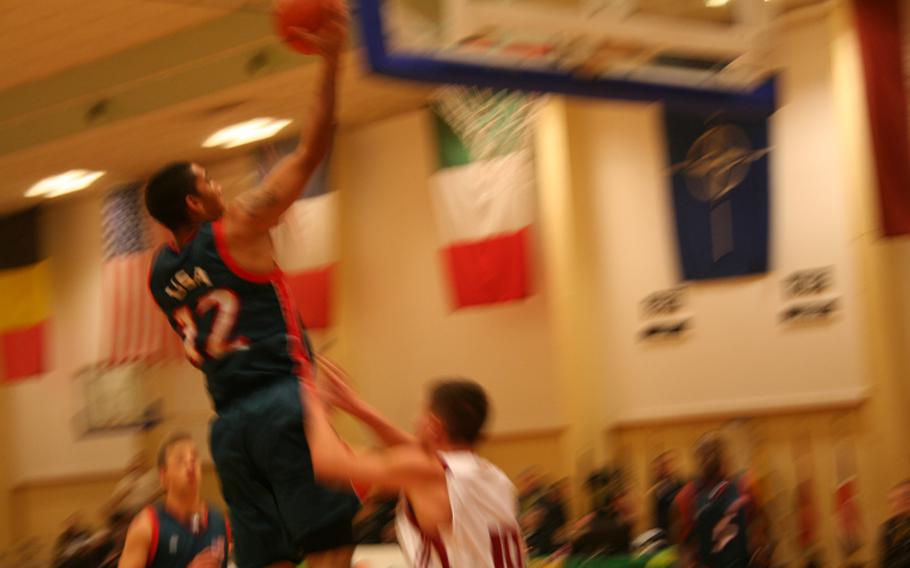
[317,354,417,447]
[226,4,347,237]
[304,383,442,490]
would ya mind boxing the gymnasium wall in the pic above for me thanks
[5,197,141,486]
[568,14,865,426]
[607,9,910,567]
[330,109,564,437]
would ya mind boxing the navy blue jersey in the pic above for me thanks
[149,221,311,412]
[146,502,229,568]
[677,479,752,568]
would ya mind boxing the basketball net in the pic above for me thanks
[432,86,544,161]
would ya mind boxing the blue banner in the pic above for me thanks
[665,107,771,281]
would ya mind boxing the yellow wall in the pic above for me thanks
[478,428,569,483]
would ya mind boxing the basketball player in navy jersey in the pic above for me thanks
[144,6,359,568]
[119,433,229,568]
[672,433,770,568]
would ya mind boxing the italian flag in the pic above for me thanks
[429,111,535,309]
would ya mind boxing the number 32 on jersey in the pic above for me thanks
[173,289,248,366]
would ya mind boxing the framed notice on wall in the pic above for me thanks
[72,363,161,436]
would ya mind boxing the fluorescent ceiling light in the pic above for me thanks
[26,170,105,198]
[203,118,293,149]
[705,0,729,6]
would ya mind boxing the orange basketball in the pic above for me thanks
[273,0,330,54]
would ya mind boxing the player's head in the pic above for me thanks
[889,479,910,516]
[145,162,225,234]
[694,432,728,483]
[416,379,489,450]
[158,432,202,498]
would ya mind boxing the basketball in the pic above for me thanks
[273,0,332,54]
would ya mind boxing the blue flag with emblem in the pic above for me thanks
[665,107,771,281]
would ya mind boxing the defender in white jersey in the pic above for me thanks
[304,356,526,568]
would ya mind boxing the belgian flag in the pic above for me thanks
[0,208,48,381]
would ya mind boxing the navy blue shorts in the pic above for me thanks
[210,379,361,568]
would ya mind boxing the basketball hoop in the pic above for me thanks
[432,86,544,162]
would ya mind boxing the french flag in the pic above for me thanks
[260,139,338,330]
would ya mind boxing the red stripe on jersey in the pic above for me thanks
[430,535,451,568]
[225,514,233,554]
[212,219,310,378]
[146,506,160,567]
[273,276,311,381]
[403,498,451,568]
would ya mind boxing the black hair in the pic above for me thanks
[157,431,195,469]
[429,379,489,446]
[145,162,198,233]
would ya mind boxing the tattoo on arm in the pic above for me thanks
[236,184,281,220]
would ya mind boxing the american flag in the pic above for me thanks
[101,184,181,365]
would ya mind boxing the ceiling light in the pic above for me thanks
[705,0,729,6]
[26,170,105,199]
[203,118,293,149]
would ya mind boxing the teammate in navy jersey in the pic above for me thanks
[119,433,230,568]
[672,433,771,568]
[143,6,359,567]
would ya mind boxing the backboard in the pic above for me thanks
[357,0,829,111]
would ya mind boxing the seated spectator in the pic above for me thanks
[881,480,910,568]
[571,507,632,557]
[526,480,569,556]
[517,467,546,516]
[651,450,684,534]
[52,513,113,568]
[569,467,633,558]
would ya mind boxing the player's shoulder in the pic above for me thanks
[444,452,513,488]
[391,446,447,479]
[127,505,156,538]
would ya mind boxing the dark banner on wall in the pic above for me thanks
[664,107,772,281]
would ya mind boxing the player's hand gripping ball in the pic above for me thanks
[273,0,344,54]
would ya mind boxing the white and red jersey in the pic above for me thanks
[396,451,526,568]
